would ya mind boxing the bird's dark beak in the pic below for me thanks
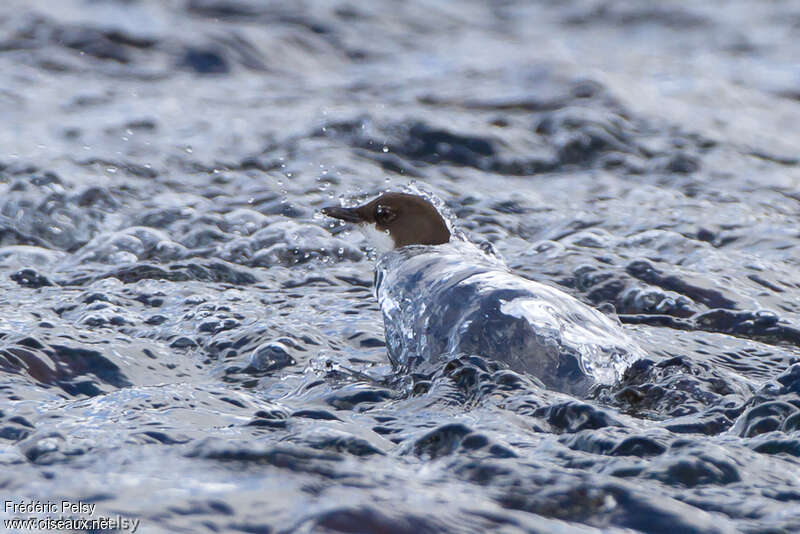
[320,205,363,223]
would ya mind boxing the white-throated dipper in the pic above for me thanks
[322,192,644,396]
[321,192,451,249]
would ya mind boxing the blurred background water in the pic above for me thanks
[1,0,800,532]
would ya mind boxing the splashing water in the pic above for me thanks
[375,238,645,396]
[5,0,800,530]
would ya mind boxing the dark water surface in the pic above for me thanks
[2,0,800,532]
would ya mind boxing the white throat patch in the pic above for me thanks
[359,223,395,253]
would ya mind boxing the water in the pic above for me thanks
[376,238,644,396]
[2,0,800,532]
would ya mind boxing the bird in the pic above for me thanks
[322,192,643,396]
[321,192,451,250]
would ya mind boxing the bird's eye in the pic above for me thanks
[376,205,396,224]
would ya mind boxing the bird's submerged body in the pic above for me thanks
[323,192,644,395]
[375,240,643,396]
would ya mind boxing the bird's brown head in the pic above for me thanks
[321,192,451,249]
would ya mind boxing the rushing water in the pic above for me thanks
[375,236,644,396]
[2,0,800,533]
